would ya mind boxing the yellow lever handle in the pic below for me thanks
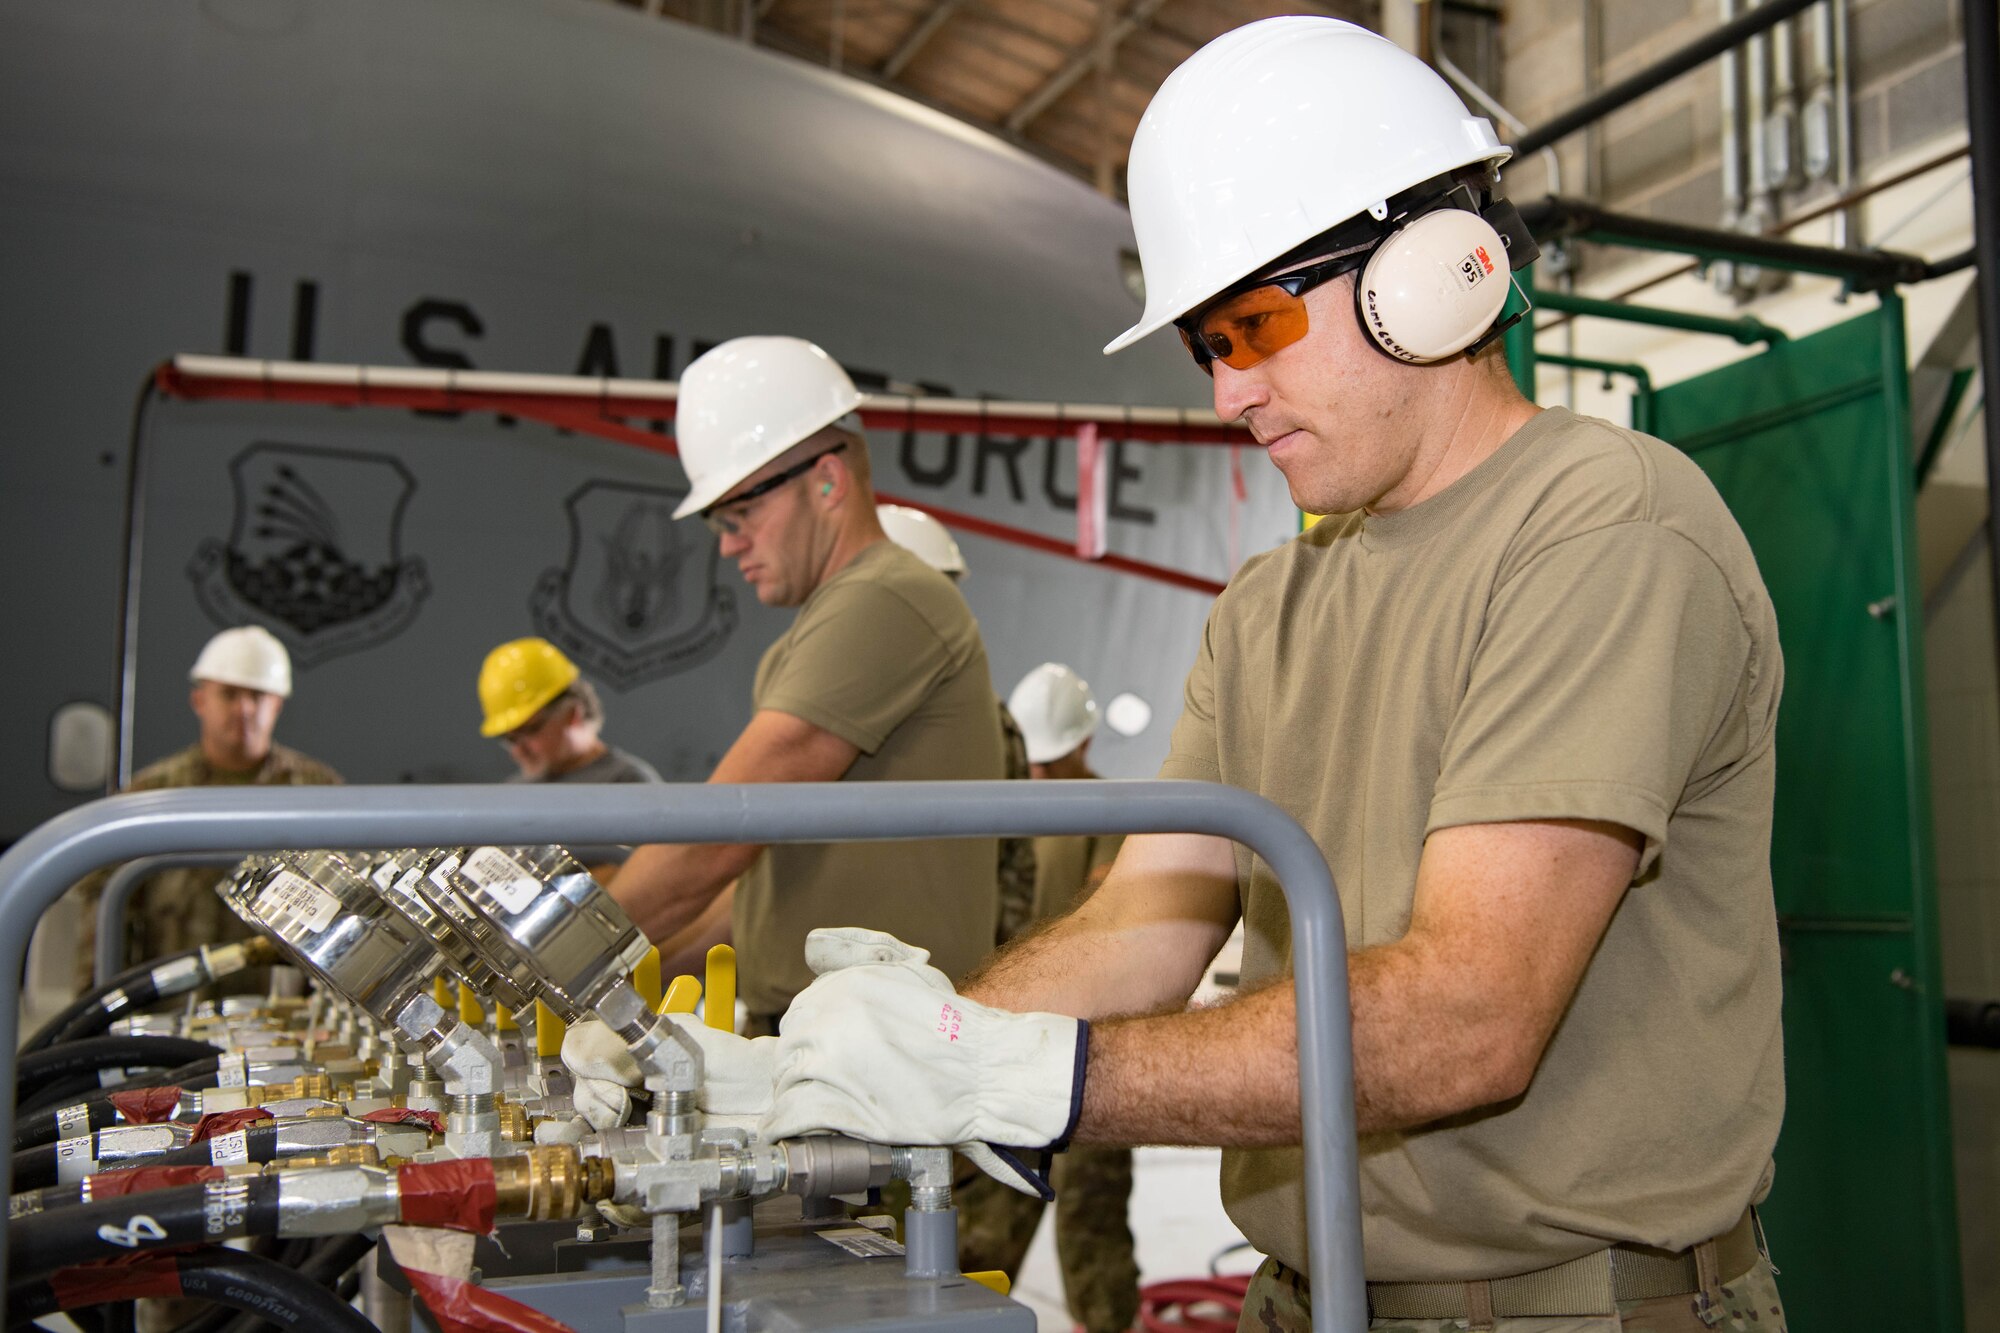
[661,974,703,1015]
[633,948,662,1011]
[432,975,453,1008]
[535,1000,566,1059]
[493,1004,518,1033]
[457,983,484,1027]
[963,1271,1010,1296]
[705,945,736,1032]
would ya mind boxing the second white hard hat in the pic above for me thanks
[190,626,293,698]
[876,504,966,576]
[1008,663,1098,764]
[1105,16,1510,355]
[672,337,864,519]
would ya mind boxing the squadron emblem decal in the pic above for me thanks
[529,480,735,688]
[188,442,430,667]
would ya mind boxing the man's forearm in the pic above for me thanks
[610,842,759,943]
[964,902,1226,1020]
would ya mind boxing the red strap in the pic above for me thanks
[403,1269,578,1333]
[363,1107,446,1133]
[47,1253,184,1307]
[85,1165,225,1199]
[188,1108,273,1142]
[108,1086,183,1125]
[397,1160,498,1234]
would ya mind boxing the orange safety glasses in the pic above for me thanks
[1174,246,1373,376]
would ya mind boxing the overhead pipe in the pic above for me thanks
[1718,0,1746,295]
[1961,0,2000,672]
[1515,0,1823,156]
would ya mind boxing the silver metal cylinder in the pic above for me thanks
[647,1211,684,1308]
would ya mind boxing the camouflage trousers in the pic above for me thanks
[957,1146,1141,1333]
[1241,1255,1787,1333]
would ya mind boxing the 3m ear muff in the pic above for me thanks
[1353,204,1533,364]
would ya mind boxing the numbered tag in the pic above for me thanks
[254,869,340,932]
[216,1053,248,1088]
[208,1129,250,1165]
[459,847,541,914]
[56,1104,91,1137]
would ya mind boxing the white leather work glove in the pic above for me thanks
[561,1016,780,1133]
[562,1019,641,1132]
[760,928,1087,1198]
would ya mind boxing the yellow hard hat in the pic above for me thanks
[478,638,580,737]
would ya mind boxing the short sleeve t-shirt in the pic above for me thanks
[736,540,1007,1014]
[1159,408,1785,1281]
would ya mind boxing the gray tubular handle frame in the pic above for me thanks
[0,780,1365,1332]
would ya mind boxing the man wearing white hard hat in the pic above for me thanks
[69,626,341,986]
[762,19,1786,1330]
[604,337,1007,1039]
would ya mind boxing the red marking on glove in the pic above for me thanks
[47,1253,184,1307]
[397,1160,498,1234]
[84,1165,225,1199]
[403,1268,578,1333]
[108,1086,183,1125]
[188,1108,273,1142]
[363,1107,446,1133]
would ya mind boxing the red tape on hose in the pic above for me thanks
[363,1107,446,1133]
[188,1108,273,1142]
[108,1086,183,1124]
[47,1253,185,1307]
[84,1165,225,1199]
[397,1160,498,1233]
[403,1269,579,1333]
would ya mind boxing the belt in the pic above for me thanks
[1366,1208,1762,1321]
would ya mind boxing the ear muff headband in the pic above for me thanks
[1353,208,1516,365]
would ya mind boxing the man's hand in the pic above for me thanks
[761,928,1086,1196]
[561,1015,778,1132]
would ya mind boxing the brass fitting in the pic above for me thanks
[305,1104,346,1119]
[242,936,283,967]
[497,1101,530,1143]
[257,1073,334,1102]
[492,1145,606,1220]
[275,1145,381,1170]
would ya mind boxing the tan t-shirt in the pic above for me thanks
[1159,408,1785,1281]
[736,540,1006,1014]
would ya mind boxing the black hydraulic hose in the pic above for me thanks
[8,1176,281,1273]
[7,1244,374,1333]
[13,1093,124,1152]
[19,1058,217,1121]
[176,1235,371,1333]
[18,949,204,1056]
[16,1037,219,1104]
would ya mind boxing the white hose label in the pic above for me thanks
[208,1129,250,1164]
[57,1104,91,1137]
[54,1136,98,1184]
[255,869,340,932]
[460,847,541,914]
[216,1053,249,1088]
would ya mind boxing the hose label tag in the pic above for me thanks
[208,1129,251,1164]
[100,986,130,1015]
[216,1053,249,1088]
[255,868,341,932]
[202,1177,251,1236]
[460,847,540,914]
[57,1103,91,1137]
[54,1136,98,1184]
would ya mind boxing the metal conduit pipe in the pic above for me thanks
[1516,0,1823,155]
[1962,0,2000,672]
[0,781,1367,1331]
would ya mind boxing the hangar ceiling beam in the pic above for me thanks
[881,0,970,77]
[1003,0,1169,133]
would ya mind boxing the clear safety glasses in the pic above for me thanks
[699,441,848,537]
[1173,244,1373,376]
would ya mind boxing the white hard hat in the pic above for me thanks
[1105,17,1511,355]
[190,626,293,698]
[672,337,864,519]
[1008,663,1098,764]
[876,504,966,576]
